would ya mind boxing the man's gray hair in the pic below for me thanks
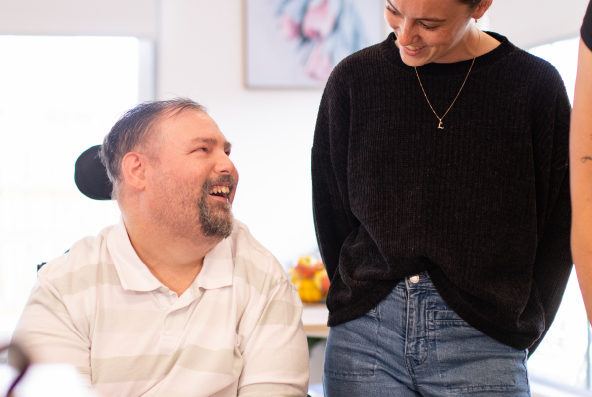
[99,98,206,199]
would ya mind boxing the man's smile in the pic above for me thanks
[209,185,231,202]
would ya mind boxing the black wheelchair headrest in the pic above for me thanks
[74,145,112,200]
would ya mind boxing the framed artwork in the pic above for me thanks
[246,0,385,88]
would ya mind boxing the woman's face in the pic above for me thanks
[385,0,480,66]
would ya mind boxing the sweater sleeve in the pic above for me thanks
[311,67,354,282]
[528,75,573,355]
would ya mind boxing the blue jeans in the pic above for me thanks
[323,272,530,396]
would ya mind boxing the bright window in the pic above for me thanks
[0,36,152,344]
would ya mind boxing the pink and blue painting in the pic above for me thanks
[246,0,384,88]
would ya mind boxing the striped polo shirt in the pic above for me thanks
[11,218,309,396]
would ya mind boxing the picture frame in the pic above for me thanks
[245,0,385,88]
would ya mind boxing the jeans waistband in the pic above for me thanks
[402,271,437,290]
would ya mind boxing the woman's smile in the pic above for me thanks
[401,44,426,57]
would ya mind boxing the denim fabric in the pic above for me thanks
[323,272,530,397]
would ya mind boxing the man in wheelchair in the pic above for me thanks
[10,98,309,396]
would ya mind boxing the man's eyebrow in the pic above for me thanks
[192,137,218,145]
[191,137,232,151]
[386,0,446,23]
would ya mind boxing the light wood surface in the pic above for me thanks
[302,303,330,338]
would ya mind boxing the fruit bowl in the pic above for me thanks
[289,255,330,303]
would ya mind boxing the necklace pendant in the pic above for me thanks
[438,120,444,130]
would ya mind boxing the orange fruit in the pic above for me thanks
[297,279,322,303]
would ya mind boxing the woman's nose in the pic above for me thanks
[397,20,416,46]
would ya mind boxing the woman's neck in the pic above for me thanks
[435,28,501,64]
[395,27,502,65]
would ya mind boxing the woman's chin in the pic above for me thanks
[400,51,430,67]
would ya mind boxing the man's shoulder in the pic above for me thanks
[37,224,117,289]
[229,220,291,292]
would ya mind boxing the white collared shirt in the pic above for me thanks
[11,218,309,397]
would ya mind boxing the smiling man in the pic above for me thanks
[10,99,309,397]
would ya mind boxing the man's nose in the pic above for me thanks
[215,151,236,175]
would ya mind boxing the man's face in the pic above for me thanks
[145,109,238,240]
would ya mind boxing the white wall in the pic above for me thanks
[0,0,157,38]
[0,0,589,264]
[486,0,589,49]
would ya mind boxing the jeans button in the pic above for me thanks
[409,275,420,284]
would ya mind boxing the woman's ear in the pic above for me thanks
[472,0,493,21]
[121,152,147,192]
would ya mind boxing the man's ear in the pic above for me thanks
[121,152,147,192]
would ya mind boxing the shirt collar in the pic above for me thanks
[195,236,234,290]
[107,217,234,293]
[107,218,161,292]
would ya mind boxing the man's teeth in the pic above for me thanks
[406,45,421,51]
[210,186,230,194]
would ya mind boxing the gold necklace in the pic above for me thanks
[414,31,481,130]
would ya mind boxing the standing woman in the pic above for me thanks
[571,1,592,322]
[312,0,572,396]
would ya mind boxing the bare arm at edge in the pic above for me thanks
[571,38,592,322]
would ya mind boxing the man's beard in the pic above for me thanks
[198,176,236,239]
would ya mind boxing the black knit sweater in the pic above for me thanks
[583,0,592,50]
[312,32,572,352]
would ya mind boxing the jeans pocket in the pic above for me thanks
[324,310,380,380]
[433,313,527,394]
[433,310,472,327]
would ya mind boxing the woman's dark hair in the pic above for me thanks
[457,0,483,10]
